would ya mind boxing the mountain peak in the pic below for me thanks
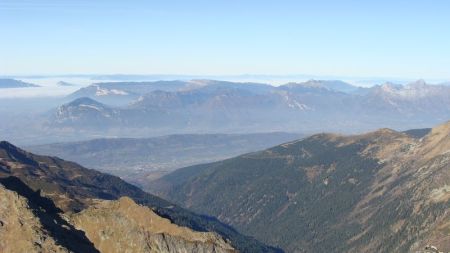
[66,97,104,106]
[299,79,326,87]
[0,140,14,148]
[72,196,237,253]
[422,120,450,154]
[0,141,28,157]
[57,81,76,87]
[369,127,400,136]
[408,79,427,87]
[282,80,357,93]
[378,82,402,92]
[284,80,328,89]
[309,128,402,143]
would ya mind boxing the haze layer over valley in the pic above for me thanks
[1,78,449,145]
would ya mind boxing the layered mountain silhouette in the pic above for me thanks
[0,78,39,88]
[67,80,198,105]
[50,79,450,135]
[0,141,281,253]
[152,121,450,252]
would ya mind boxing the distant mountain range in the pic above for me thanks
[27,132,302,186]
[49,79,450,135]
[151,121,450,252]
[0,141,281,253]
[0,78,39,88]
[67,80,195,105]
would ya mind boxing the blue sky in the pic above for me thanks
[1,0,450,80]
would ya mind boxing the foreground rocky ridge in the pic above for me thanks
[0,141,280,253]
[154,121,450,252]
[0,184,71,253]
[72,197,236,253]
[0,184,235,253]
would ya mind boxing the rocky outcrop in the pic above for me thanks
[71,197,236,253]
[0,176,99,253]
[0,183,236,253]
[0,185,69,253]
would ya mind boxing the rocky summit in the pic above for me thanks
[71,197,236,253]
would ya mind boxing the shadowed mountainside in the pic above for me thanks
[0,141,282,253]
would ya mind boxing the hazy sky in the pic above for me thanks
[1,0,450,79]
